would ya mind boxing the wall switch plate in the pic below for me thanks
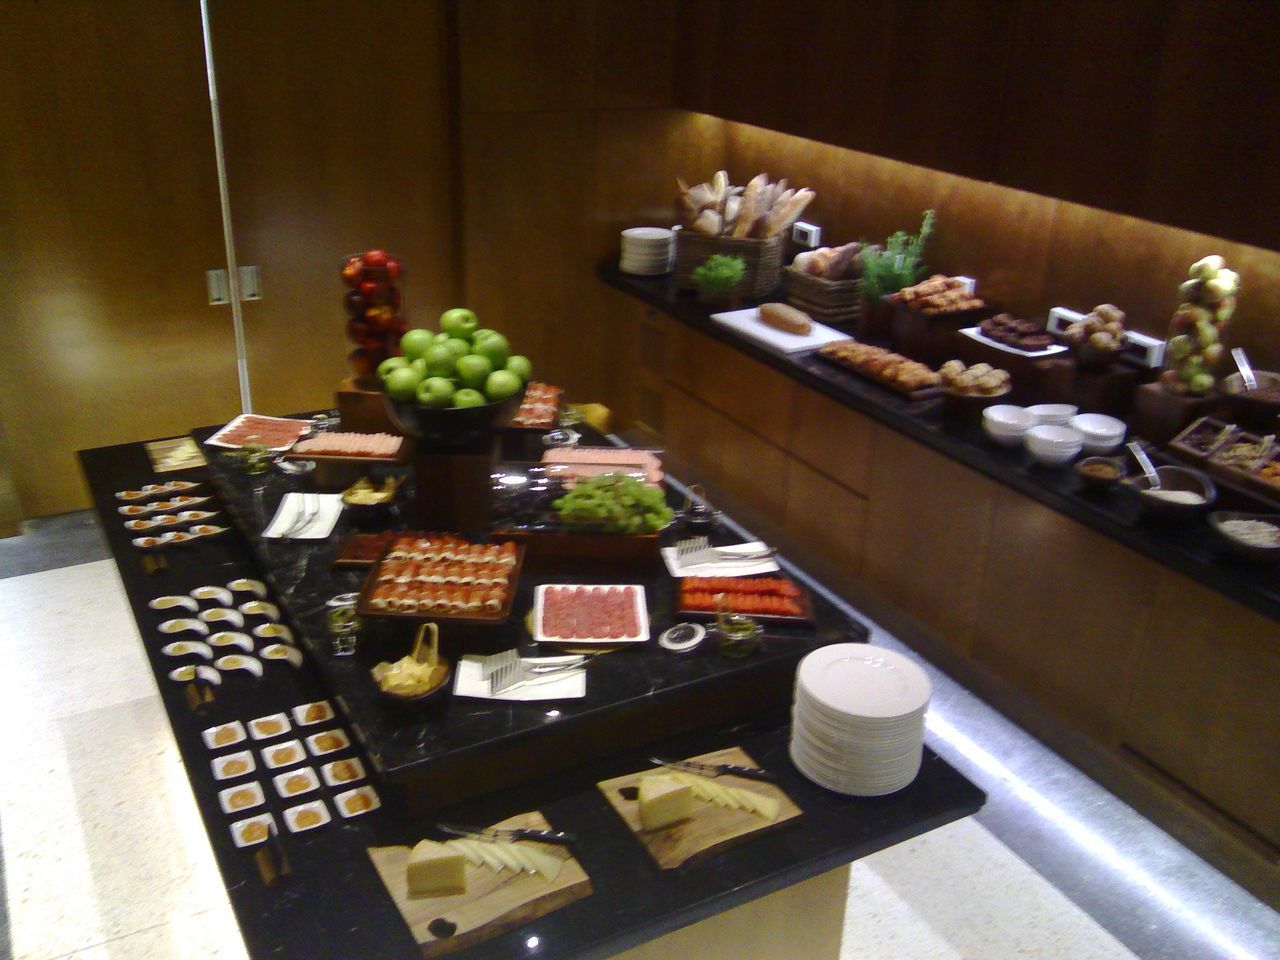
[792,221,821,248]
[206,269,229,306]
[238,265,262,301]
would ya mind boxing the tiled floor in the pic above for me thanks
[0,518,1277,960]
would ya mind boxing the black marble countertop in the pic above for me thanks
[80,432,984,960]
[600,264,1280,623]
[192,422,871,787]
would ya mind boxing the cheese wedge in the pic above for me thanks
[638,774,694,831]
[406,840,467,898]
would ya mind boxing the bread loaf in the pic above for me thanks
[759,302,813,335]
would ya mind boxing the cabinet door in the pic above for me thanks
[861,428,997,651]
[971,490,1151,744]
[209,0,458,416]
[1124,573,1280,847]
[784,460,868,590]
[0,0,236,516]
[789,389,875,496]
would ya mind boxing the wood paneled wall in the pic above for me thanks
[0,0,238,517]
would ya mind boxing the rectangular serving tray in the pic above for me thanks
[676,576,817,627]
[355,539,526,623]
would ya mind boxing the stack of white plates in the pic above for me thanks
[619,227,674,276]
[790,644,931,796]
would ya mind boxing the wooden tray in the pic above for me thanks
[814,345,943,401]
[493,528,660,565]
[367,811,592,959]
[356,540,526,623]
[332,532,400,568]
[676,576,816,627]
[597,747,801,870]
[1167,416,1238,463]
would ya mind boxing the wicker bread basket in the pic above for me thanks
[784,266,863,327]
[675,230,786,297]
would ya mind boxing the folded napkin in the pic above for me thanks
[453,655,586,701]
[661,540,780,578]
[262,493,343,540]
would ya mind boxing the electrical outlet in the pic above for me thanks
[206,269,229,306]
[238,265,262,301]
[792,221,821,248]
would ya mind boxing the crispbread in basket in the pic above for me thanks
[784,266,862,327]
[675,231,785,297]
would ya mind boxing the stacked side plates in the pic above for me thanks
[790,644,931,796]
[619,226,674,276]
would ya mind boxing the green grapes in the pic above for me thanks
[552,473,674,533]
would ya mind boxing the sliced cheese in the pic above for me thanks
[663,772,780,822]
[486,841,525,873]
[406,840,467,898]
[511,841,565,882]
[445,838,484,867]
[638,774,694,831]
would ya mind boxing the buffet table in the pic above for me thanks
[79,427,984,960]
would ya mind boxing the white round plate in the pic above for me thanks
[796,644,931,720]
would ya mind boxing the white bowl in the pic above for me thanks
[982,405,1035,447]
[1069,413,1126,454]
[1024,425,1084,465]
[1026,403,1078,426]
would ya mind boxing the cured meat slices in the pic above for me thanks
[536,585,646,642]
[679,577,805,619]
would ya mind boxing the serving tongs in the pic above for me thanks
[479,648,586,695]
[650,756,776,782]
[437,822,577,846]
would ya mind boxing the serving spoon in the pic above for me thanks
[1232,347,1259,392]
[1127,441,1161,489]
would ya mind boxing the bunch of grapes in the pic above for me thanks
[341,248,407,382]
[553,474,674,534]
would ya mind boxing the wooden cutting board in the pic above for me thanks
[597,747,801,869]
[367,811,592,958]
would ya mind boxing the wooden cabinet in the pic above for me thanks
[789,390,875,496]
[784,461,867,589]
[971,491,1152,745]
[860,428,998,652]
[1124,572,1280,848]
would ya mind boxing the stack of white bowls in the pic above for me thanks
[790,644,931,796]
[982,404,1036,447]
[1025,403,1078,426]
[1070,413,1127,454]
[1024,424,1084,465]
[619,227,675,276]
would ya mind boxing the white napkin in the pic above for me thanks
[661,540,780,578]
[453,656,586,701]
[262,493,343,539]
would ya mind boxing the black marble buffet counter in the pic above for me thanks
[79,430,984,960]
[600,264,1280,623]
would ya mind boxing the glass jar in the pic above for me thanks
[325,592,361,656]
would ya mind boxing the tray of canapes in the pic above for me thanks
[815,340,943,399]
[676,575,814,626]
[114,480,202,502]
[357,533,524,622]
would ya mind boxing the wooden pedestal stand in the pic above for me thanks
[412,439,495,535]
[1130,382,1216,444]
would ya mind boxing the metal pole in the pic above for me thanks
[199,0,253,413]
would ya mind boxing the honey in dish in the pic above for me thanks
[344,793,372,814]
[240,821,268,843]
[304,703,327,723]
[256,719,283,736]
[229,789,256,809]
[295,809,322,828]
[331,760,358,782]
[284,774,310,794]
[214,726,238,746]
[316,733,344,752]
[272,747,297,765]
[223,758,248,776]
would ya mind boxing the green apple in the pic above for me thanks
[384,366,422,402]
[416,376,455,408]
[440,308,478,341]
[441,337,471,361]
[377,356,410,380]
[410,357,428,379]
[484,369,523,402]
[471,332,510,368]
[422,343,457,379]
[400,328,434,362]
[455,353,493,390]
[452,388,486,408]
[504,354,532,383]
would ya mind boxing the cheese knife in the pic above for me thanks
[436,822,577,846]
[649,756,777,782]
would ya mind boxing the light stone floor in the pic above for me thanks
[0,559,1151,960]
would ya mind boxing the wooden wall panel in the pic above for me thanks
[861,428,997,651]
[789,388,875,496]
[1125,572,1280,847]
[971,490,1153,744]
[784,461,867,586]
[209,0,457,417]
[0,0,237,516]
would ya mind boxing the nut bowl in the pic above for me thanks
[1208,511,1280,562]
[1075,456,1127,491]
[1218,370,1280,427]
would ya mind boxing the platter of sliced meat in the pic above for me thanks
[356,533,524,622]
[678,576,814,626]
[204,414,313,451]
[533,584,649,644]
